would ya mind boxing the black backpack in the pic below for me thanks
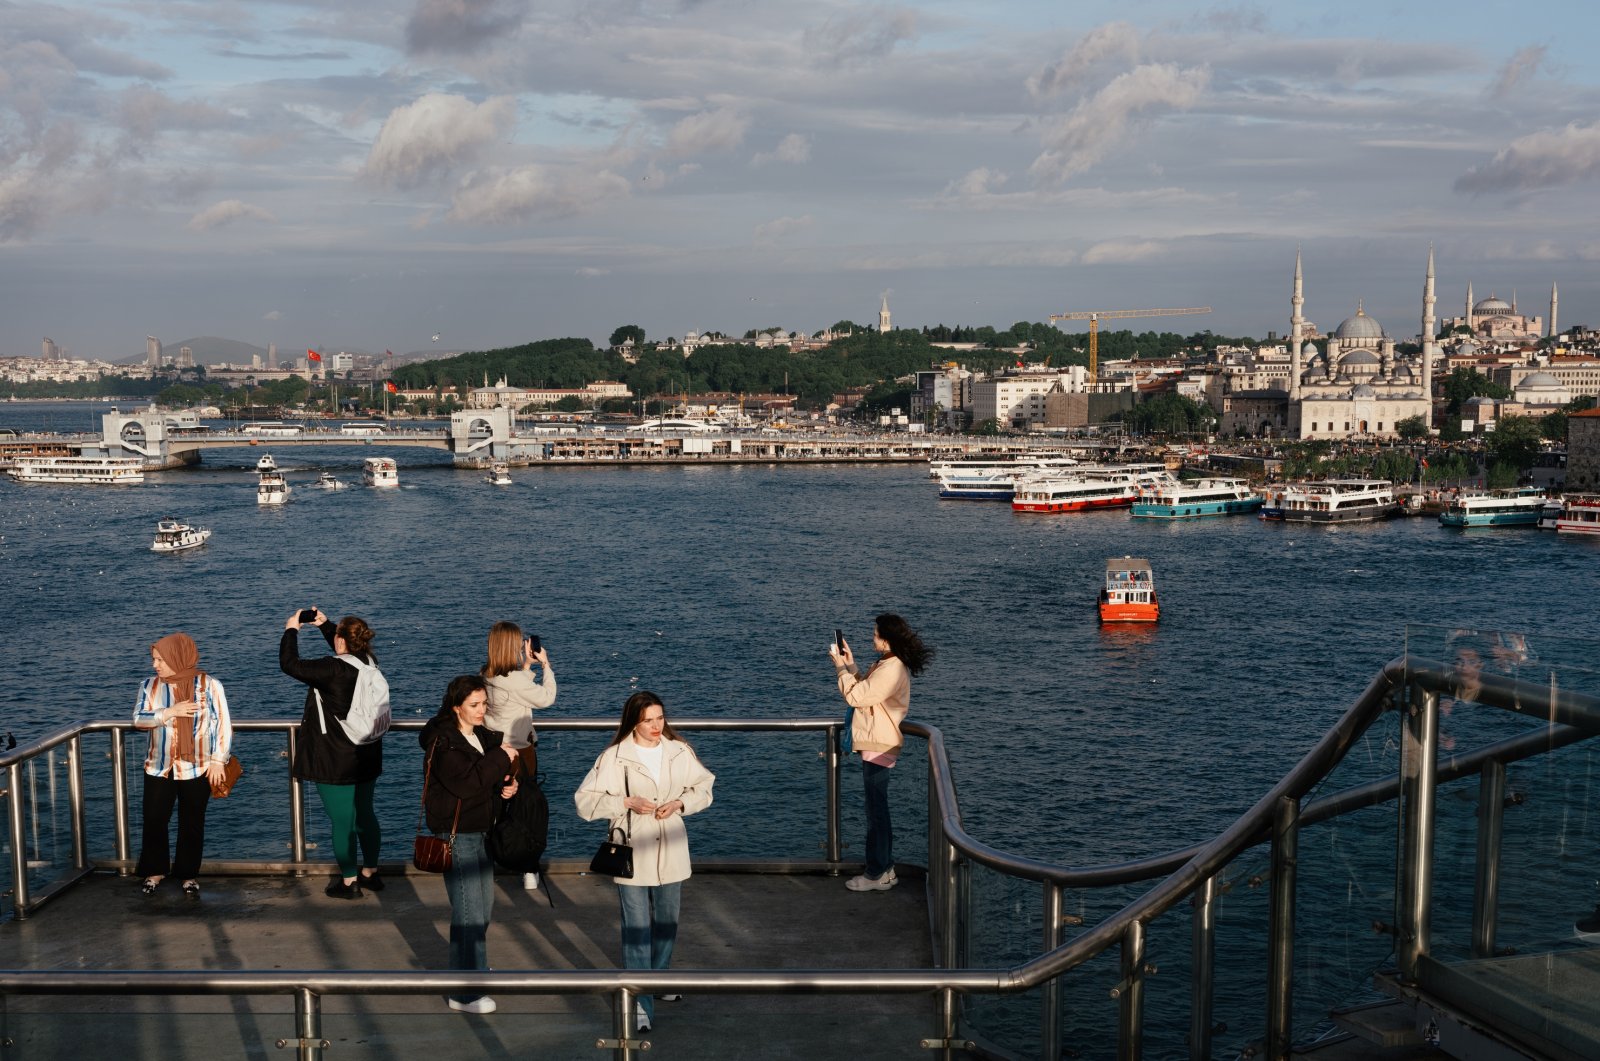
[489,775,549,874]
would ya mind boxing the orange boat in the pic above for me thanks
[1099,557,1159,623]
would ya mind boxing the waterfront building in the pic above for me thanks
[970,369,1090,430]
[1497,356,1600,400]
[177,346,194,369]
[911,364,973,428]
[468,376,632,409]
[1565,408,1600,491]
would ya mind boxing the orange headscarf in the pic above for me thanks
[151,633,206,764]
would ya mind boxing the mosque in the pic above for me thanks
[1439,284,1552,342]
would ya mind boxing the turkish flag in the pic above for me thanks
[384,380,398,394]
[307,349,322,362]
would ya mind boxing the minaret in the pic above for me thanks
[1421,246,1436,401]
[1466,281,1474,331]
[1289,247,1304,401]
[1512,289,1518,313]
[879,295,891,333]
[1550,282,1560,339]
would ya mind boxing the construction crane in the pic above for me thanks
[1048,306,1212,388]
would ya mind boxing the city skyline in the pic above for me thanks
[2,1,1598,357]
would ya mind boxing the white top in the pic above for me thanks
[463,731,483,754]
[634,741,665,784]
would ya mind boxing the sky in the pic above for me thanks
[3,0,1598,359]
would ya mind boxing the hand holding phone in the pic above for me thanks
[527,634,542,655]
[835,629,846,652]
[298,609,318,623]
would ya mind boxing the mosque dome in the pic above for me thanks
[1474,296,1514,316]
[1351,383,1377,397]
[1339,350,1381,368]
[1335,305,1386,341]
[1456,340,1480,355]
[1519,371,1560,388]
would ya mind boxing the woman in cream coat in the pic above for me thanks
[575,691,714,1034]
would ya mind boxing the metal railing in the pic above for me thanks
[4,658,1598,1060]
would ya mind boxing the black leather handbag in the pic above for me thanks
[588,772,635,879]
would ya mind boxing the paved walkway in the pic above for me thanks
[4,865,938,1059]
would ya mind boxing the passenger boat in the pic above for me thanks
[150,518,211,553]
[1538,499,1564,530]
[928,454,1078,480]
[255,453,277,472]
[363,457,399,488]
[1259,480,1402,523]
[1555,494,1600,535]
[1439,487,1549,528]
[938,469,1025,500]
[7,456,145,485]
[257,467,291,506]
[485,461,512,485]
[314,472,346,490]
[1132,477,1264,519]
[1099,557,1159,623]
[1012,472,1139,513]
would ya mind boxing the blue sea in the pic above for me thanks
[3,400,1596,1054]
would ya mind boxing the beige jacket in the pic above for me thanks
[483,667,557,749]
[838,655,910,755]
[575,737,715,887]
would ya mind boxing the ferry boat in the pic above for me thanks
[363,456,399,488]
[1555,494,1600,535]
[485,461,512,485]
[928,454,1078,480]
[937,469,1024,500]
[1131,477,1264,519]
[1099,556,1159,623]
[7,456,145,485]
[256,467,291,505]
[1012,472,1138,513]
[150,518,211,553]
[1538,498,1564,530]
[255,453,277,472]
[1259,479,1402,523]
[314,472,346,490]
[1439,487,1549,528]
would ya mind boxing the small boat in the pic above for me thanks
[1259,480,1402,523]
[257,468,291,506]
[1555,495,1600,535]
[363,457,399,489]
[485,462,512,486]
[1132,477,1264,519]
[1439,487,1549,528]
[151,518,211,553]
[1099,557,1159,623]
[1538,499,1564,530]
[314,472,347,491]
[255,454,277,472]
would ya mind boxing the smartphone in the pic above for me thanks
[298,609,318,623]
[835,629,846,653]
[527,634,542,655]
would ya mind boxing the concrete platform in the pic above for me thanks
[2,866,939,1059]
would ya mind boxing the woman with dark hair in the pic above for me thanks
[420,675,520,1015]
[575,691,715,1034]
[481,620,556,890]
[828,613,932,893]
[133,632,233,897]
[282,607,385,898]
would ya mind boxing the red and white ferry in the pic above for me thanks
[1012,472,1138,513]
[1555,495,1600,535]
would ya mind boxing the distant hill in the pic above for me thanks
[116,336,270,366]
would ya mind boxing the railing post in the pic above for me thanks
[1117,919,1145,1061]
[826,724,842,868]
[1472,758,1506,959]
[1189,874,1218,1061]
[1399,682,1440,980]
[6,762,28,918]
[67,736,86,872]
[287,728,307,866]
[614,986,637,1060]
[292,987,323,1061]
[1041,882,1064,1061]
[1266,795,1299,1061]
[110,727,131,872]
[927,764,944,959]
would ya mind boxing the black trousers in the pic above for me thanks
[137,772,211,879]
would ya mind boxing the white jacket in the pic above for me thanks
[575,737,715,887]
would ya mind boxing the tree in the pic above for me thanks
[609,325,646,348]
[1395,415,1429,440]
[1484,415,1544,476]
[1442,368,1508,415]
[553,395,585,412]
[1541,409,1567,442]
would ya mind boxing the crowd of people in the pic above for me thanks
[132,611,929,1028]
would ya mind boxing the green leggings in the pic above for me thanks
[316,780,381,878]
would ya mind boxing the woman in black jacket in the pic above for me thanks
[281,608,383,898]
[420,674,519,1015]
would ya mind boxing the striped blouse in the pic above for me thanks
[133,675,233,780]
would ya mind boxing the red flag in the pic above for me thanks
[307,349,322,362]
[384,380,398,394]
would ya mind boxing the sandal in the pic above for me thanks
[141,876,162,896]
[181,880,200,898]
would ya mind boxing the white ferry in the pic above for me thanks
[150,518,211,553]
[1537,498,1564,530]
[1555,495,1600,535]
[485,461,512,486]
[8,456,145,485]
[255,453,278,472]
[1012,472,1138,514]
[363,456,400,488]
[937,469,1026,500]
[257,467,291,505]
[314,472,346,490]
[1259,480,1402,523]
[1132,477,1264,519]
[928,454,1079,481]
[240,422,303,437]
[1439,488,1549,528]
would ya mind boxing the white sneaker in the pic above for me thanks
[635,1001,652,1032]
[449,996,497,1014]
[658,994,682,1002]
[846,869,898,892]
[522,872,540,891]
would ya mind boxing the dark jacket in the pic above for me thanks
[419,715,515,835]
[282,622,383,784]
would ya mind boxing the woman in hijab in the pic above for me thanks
[132,632,233,897]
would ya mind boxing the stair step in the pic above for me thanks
[1330,999,1423,1047]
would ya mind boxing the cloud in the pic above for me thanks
[361,94,517,190]
[1487,45,1547,99]
[405,0,528,56]
[753,215,812,246]
[263,309,284,320]
[0,170,56,243]
[186,200,277,231]
[576,266,610,277]
[1454,123,1600,194]
[1030,63,1210,184]
[1027,22,1141,101]
[803,7,918,65]
[215,48,352,63]
[665,108,751,157]
[448,165,631,224]
[1081,239,1166,264]
[943,167,1008,197]
[117,86,233,141]
[752,133,812,167]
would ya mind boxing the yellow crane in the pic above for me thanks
[1048,306,1212,388]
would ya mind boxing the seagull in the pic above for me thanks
[431,333,441,342]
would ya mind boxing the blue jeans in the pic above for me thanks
[444,832,494,1003]
[618,881,682,1023]
[863,761,894,879]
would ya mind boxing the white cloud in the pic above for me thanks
[1488,45,1547,99]
[943,167,1008,197]
[802,8,918,65]
[753,215,812,246]
[186,200,277,231]
[752,133,812,167]
[1030,63,1210,185]
[1027,22,1141,102]
[362,94,517,190]
[117,86,232,141]
[448,165,631,224]
[1081,239,1165,264]
[1455,123,1600,194]
[405,0,528,57]
[575,266,610,277]
[263,309,284,320]
[665,108,751,157]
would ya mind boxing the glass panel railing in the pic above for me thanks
[957,859,1047,1055]
[2,742,80,900]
